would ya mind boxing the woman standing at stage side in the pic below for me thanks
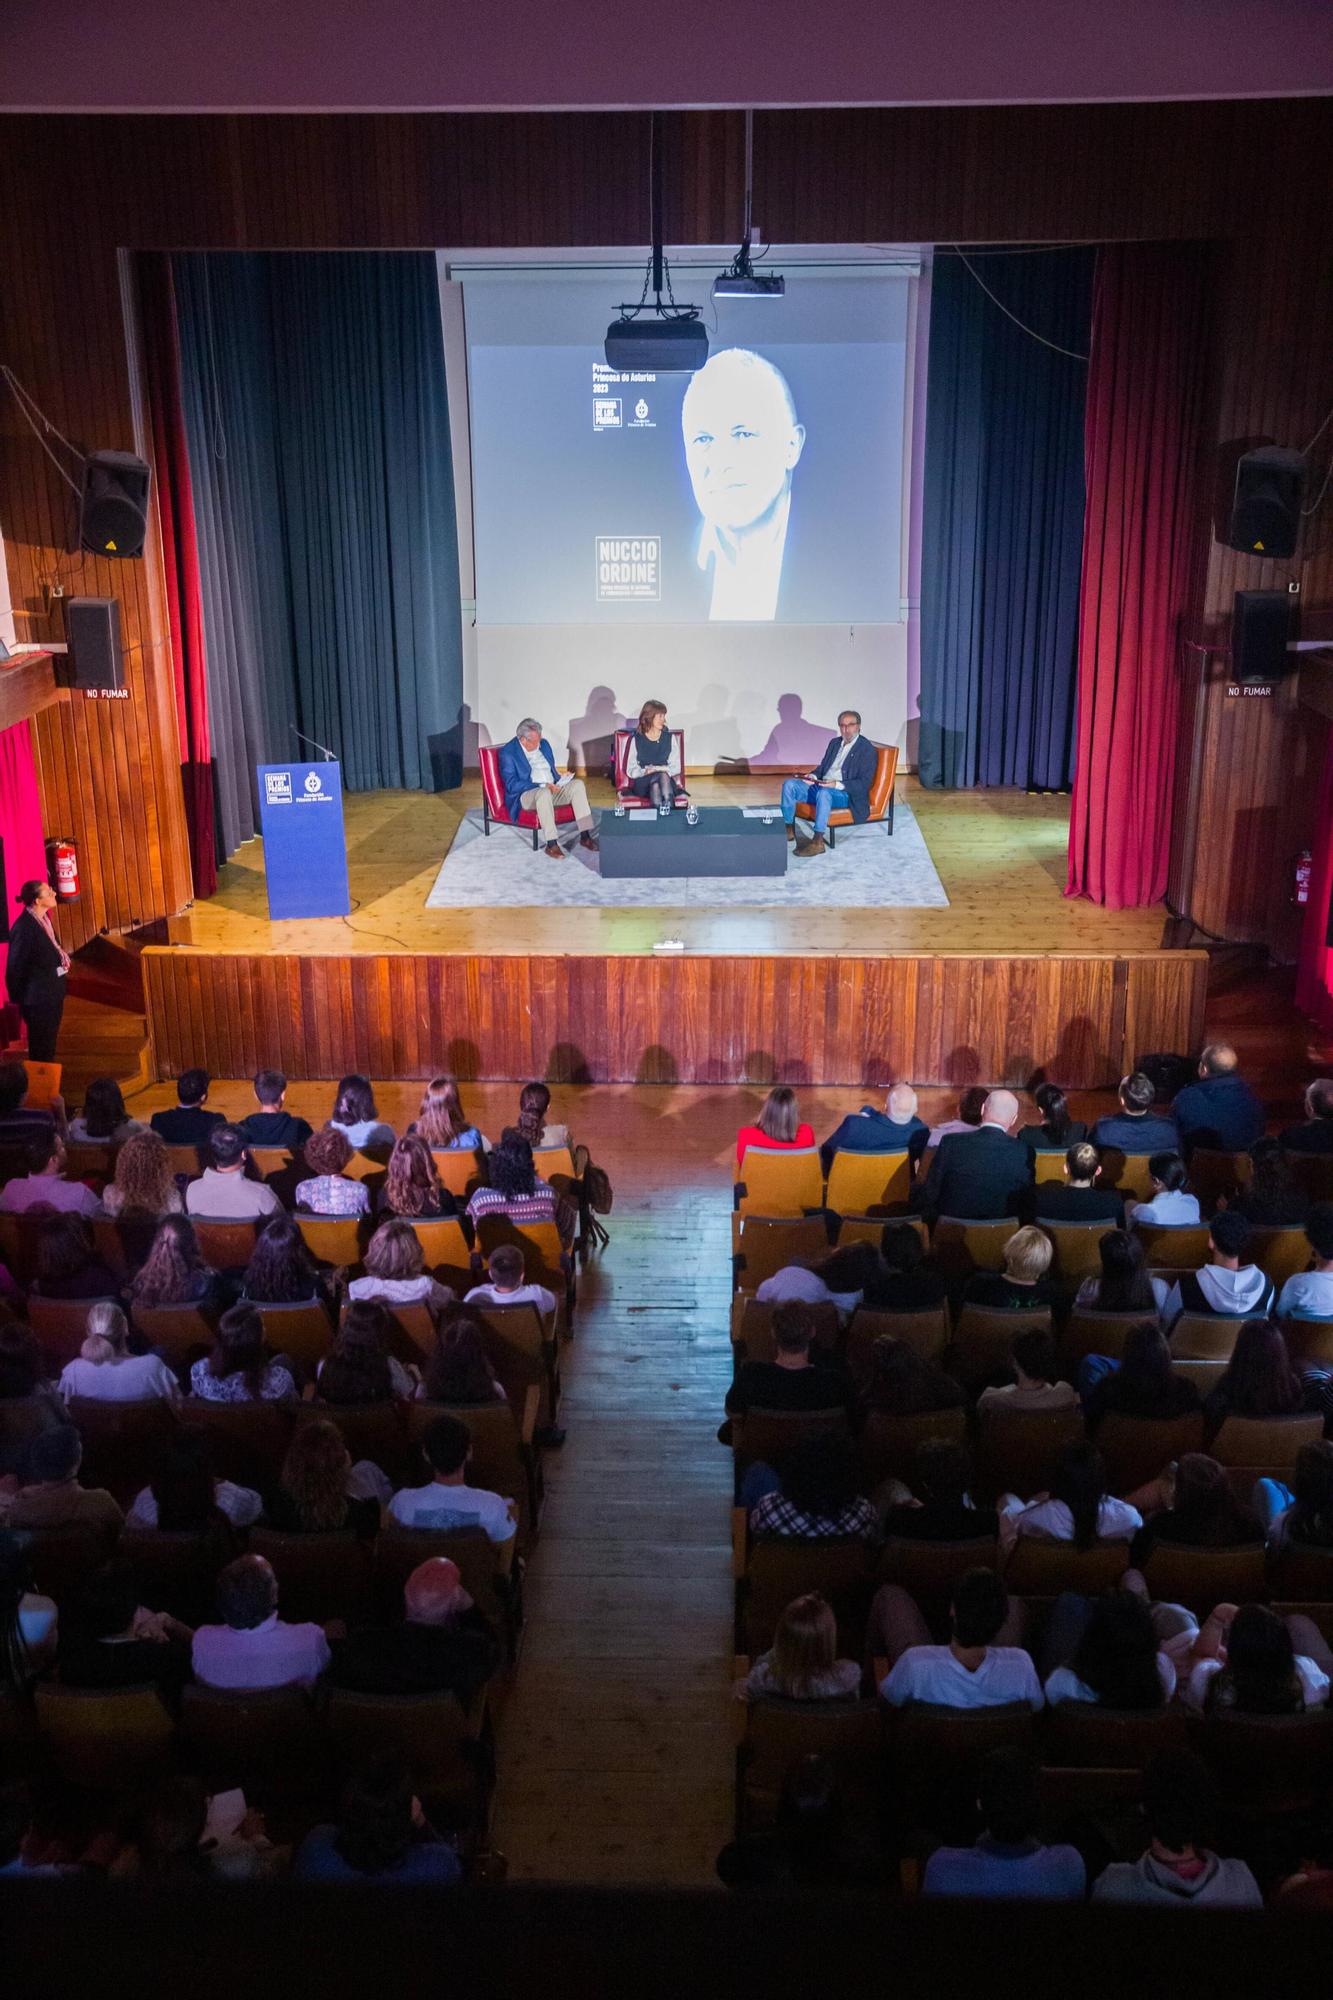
[625,699,687,811]
[6,879,69,1065]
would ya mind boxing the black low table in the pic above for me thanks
[597,804,788,879]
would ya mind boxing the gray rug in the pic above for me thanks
[424,803,949,910]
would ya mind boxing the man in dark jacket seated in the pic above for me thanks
[328,1557,501,1708]
[1029,1142,1125,1227]
[820,1082,929,1176]
[779,709,878,859]
[1088,1070,1181,1155]
[918,1090,1029,1221]
[1280,1078,1333,1156]
[723,1302,855,1420]
[1171,1043,1265,1157]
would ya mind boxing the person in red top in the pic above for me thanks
[736,1086,816,1169]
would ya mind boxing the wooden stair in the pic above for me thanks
[36,996,151,1104]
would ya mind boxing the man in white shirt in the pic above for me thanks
[877,1568,1043,1712]
[191,1555,331,1690]
[778,709,878,858]
[465,1244,556,1320]
[0,1130,101,1216]
[498,719,599,862]
[184,1124,283,1220]
[388,1414,516,1544]
[1277,1205,1333,1319]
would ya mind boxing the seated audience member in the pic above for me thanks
[29,1214,121,1302]
[819,1083,930,1176]
[1127,1152,1200,1226]
[57,1559,192,1695]
[328,1073,395,1154]
[265,1420,386,1536]
[3,1424,123,1536]
[1018,1084,1088,1155]
[1230,1136,1309,1227]
[1082,1321,1203,1433]
[465,1130,566,1243]
[876,1568,1043,1711]
[1032,1142,1125,1226]
[316,1300,417,1405]
[715,1756,889,1891]
[184,1124,282,1220]
[927,1086,988,1148]
[1184,1601,1331,1715]
[379,1132,458,1219]
[1128,1453,1262,1569]
[189,1303,298,1405]
[0,1782,70,1880]
[1089,1070,1181,1155]
[58,1303,179,1404]
[1277,1204,1333,1320]
[735,1085,816,1169]
[1000,1441,1141,1554]
[240,1213,325,1305]
[2,1539,57,1688]
[978,1329,1078,1414]
[68,1076,143,1147]
[419,1309,508,1406]
[860,1222,949,1312]
[347,1219,455,1311]
[922,1748,1086,1901]
[920,1090,1029,1221]
[387,1413,517,1543]
[410,1075,488,1153]
[755,1242,877,1318]
[0,1130,101,1217]
[962,1225,1060,1311]
[1172,1042,1266,1157]
[1280,1078,1333,1156]
[1042,1588,1175,1707]
[1202,1319,1314,1442]
[1092,1750,1262,1908]
[747,1435,878,1542]
[192,1554,331,1689]
[126,1214,226,1314]
[294,1757,461,1887]
[1255,1440,1333,1550]
[294,1123,372,1217]
[0,1061,57,1150]
[881,1438,999,1544]
[127,1774,279,1884]
[328,1557,500,1702]
[465,1243,556,1318]
[740,1592,862,1702]
[102,1129,183,1220]
[514,1080,570,1152]
[725,1302,855,1418]
[858,1337,966,1419]
[1162,1211,1275,1327]
[0,1325,68,1476]
[237,1068,312,1151]
[1073,1227,1169,1318]
[125,1430,260,1533]
[150,1068,225,1148]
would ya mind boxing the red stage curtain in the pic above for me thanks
[138,253,217,899]
[1065,244,1212,908]
[0,720,50,1013]
[1296,730,1333,1038]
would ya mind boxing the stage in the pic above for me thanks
[144,773,1208,1087]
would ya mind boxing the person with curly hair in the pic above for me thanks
[294,1124,372,1218]
[102,1129,183,1219]
[126,1215,223,1312]
[266,1419,386,1535]
[380,1133,457,1220]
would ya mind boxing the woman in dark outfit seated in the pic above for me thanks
[624,698,687,810]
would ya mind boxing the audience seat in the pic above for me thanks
[1267,1539,1333,1604]
[247,1526,376,1627]
[1186,1149,1253,1215]
[192,1217,261,1271]
[875,1537,1000,1626]
[1097,1151,1155,1203]
[1209,1411,1325,1481]
[1043,1701,1187,1769]
[735,1680,883,1837]
[730,1405,851,1481]
[1002,1539,1129,1596]
[1139,1541,1267,1615]
[1283,1152,1333,1203]
[734,1296,841,1367]
[1169,1312,1249,1361]
[734,1512,873,1655]
[734,1147,825,1219]
[401,1216,476,1294]
[469,1302,561,1429]
[1030,1152,1068,1188]
[1094,1411,1205,1496]
[886,1700,1035,1840]
[179,1683,327,1813]
[1035,1221,1110,1287]
[15,1523,116,1603]
[130,1300,219,1367]
[1170,1358,1229,1395]
[824,1150,911,1216]
[1248,1226,1317,1289]
[430,1148,487,1199]
[860,1405,968,1486]
[248,1146,294,1182]
[294,1214,369,1269]
[363,1298,435,1368]
[732,1214,832,1291]
[178,1399,296,1490]
[121,1526,233,1628]
[949,1304,1053,1395]
[162,1143,204,1180]
[65,1394,180,1505]
[91,1215,137,1278]
[1189,1708,1333,1820]
[974,1407,1086,1504]
[1281,1316,1333,1368]
[326,1688,494,1833]
[34,1683,175,1793]
[63,1141,114,1185]
[28,1294,115,1368]
[251,1298,335,1374]
[1132,1222,1211,1270]
[296,1398,415,1487]
[835,1214,929,1255]
[0,1213,38,1285]
[1061,1308,1154,1367]
[932,1218,1015,1282]
[844,1305,950,1374]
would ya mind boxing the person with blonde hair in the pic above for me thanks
[346,1219,454,1310]
[962,1225,1059,1311]
[410,1078,487,1153]
[740,1593,861,1702]
[294,1124,372,1218]
[266,1419,387,1536]
[58,1302,180,1403]
[101,1129,183,1220]
[623,698,687,812]
[380,1133,457,1220]
[735,1085,815,1169]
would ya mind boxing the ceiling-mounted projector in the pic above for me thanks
[712,271,785,300]
[604,316,709,373]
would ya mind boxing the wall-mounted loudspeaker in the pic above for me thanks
[61,596,125,691]
[78,449,150,559]
[1226,447,1305,559]
[1231,588,1295,684]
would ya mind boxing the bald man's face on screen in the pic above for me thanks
[681,352,805,535]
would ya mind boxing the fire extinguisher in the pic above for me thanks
[46,837,80,902]
[1294,849,1312,907]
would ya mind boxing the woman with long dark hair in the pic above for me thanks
[29,1213,121,1303]
[124,1428,259,1532]
[267,1420,385,1536]
[513,1082,569,1152]
[328,1075,395,1154]
[1187,1602,1331,1716]
[1074,1228,1169,1317]
[1001,1440,1140,1557]
[316,1299,418,1404]
[1019,1084,1086,1154]
[1203,1320,1311,1444]
[1231,1137,1310,1228]
[1044,1589,1173,1709]
[419,1309,507,1406]
[240,1214,322,1305]
[5,878,68,1063]
[69,1076,142,1147]
[1083,1321,1202,1432]
[188,1303,297,1404]
[380,1134,456,1220]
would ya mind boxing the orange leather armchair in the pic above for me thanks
[794,743,898,846]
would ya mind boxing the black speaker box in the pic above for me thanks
[1226,446,1305,559]
[62,597,125,691]
[1232,588,1295,684]
[79,448,150,559]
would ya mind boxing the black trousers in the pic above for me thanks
[21,992,64,1064]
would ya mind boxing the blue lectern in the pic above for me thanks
[256,761,351,920]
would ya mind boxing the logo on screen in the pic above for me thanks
[593,399,622,430]
[595,535,661,603]
[628,396,655,430]
[304,771,324,796]
[265,772,292,803]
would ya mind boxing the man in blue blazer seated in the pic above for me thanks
[498,717,599,861]
[820,1083,931,1177]
[779,709,877,857]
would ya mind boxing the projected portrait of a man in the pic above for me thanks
[680,349,805,622]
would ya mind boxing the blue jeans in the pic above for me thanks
[1253,1477,1295,1532]
[781,777,850,834]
